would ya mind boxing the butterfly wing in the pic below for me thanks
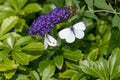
[44,35,48,50]
[74,30,85,39]
[58,28,75,43]
[73,22,86,39]
[73,22,86,31]
[58,28,69,39]
[46,34,58,46]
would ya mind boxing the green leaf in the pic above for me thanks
[15,36,32,46]
[49,78,57,80]
[50,0,64,7]
[80,76,87,80]
[65,61,81,71]
[12,52,29,65]
[0,6,15,21]
[38,59,52,76]
[107,30,120,54]
[65,0,74,6]
[17,0,28,9]
[112,15,120,29]
[80,6,86,15]
[7,35,15,49]
[30,70,40,80]
[14,18,25,32]
[41,4,54,14]
[22,42,44,52]
[0,16,18,36]
[0,50,9,61]
[99,42,110,57]
[68,15,79,22]
[42,65,55,80]
[0,77,3,80]
[71,72,84,80]
[63,49,83,61]
[23,3,42,13]
[97,58,109,80]
[18,65,26,71]
[73,0,80,9]
[80,60,102,78]
[109,48,120,79]
[84,0,93,8]
[99,29,111,56]
[83,12,98,20]
[27,54,42,62]
[16,74,29,80]
[87,48,98,61]
[59,70,78,78]
[0,11,15,22]
[54,55,64,70]
[103,28,111,42]
[0,41,6,49]
[80,58,109,80]
[0,32,21,40]
[4,69,16,79]
[94,0,114,11]
[86,34,95,41]
[0,58,18,71]
[10,0,18,10]
[97,20,108,35]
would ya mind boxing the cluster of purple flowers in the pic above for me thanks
[28,7,71,36]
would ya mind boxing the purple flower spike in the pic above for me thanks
[28,7,71,37]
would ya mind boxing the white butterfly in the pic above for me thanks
[58,22,86,43]
[44,34,58,50]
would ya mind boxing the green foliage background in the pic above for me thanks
[0,0,120,80]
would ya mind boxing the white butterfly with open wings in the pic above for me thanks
[44,34,58,50]
[58,22,86,43]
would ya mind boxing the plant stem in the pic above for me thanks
[85,10,120,15]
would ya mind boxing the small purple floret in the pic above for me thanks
[28,7,70,36]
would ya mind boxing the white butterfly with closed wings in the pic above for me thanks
[58,22,86,43]
[44,34,58,50]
